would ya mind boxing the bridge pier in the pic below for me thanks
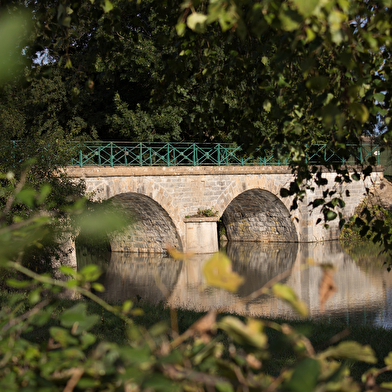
[184,217,219,253]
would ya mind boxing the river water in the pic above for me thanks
[76,241,392,329]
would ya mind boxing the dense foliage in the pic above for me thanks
[2,0,388,148]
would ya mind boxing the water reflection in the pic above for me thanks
[76,241,392,328]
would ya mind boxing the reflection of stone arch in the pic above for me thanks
[102,253,183,303]
[218,187,298,242]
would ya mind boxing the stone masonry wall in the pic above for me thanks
[65,166,383,251]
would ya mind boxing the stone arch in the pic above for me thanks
[221,189,298,242]
[216,179,299,242]
[215,176,300,241]
[85,177,183,252]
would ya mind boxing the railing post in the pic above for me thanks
[98,146,101,166]
[140,143,143,166]
[79,149,83,168]
[377,145,380,165]
[193,144,196,166]
[217,144,221,166]
[110,142,113,167]
[360,145,363,164]
[167,143,170,166]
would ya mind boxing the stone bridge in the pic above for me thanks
[65,165,383,253]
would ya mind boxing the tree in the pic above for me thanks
[2,0,392,237]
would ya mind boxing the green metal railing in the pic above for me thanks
[67,142,380,167]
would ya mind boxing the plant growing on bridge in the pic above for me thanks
[196,207,219,217]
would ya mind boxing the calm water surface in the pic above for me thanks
[76,241,392,329]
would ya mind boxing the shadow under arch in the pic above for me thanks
[222,188,298,242]
[110,192,182,253]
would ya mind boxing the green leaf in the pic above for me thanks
[0,12,31,83]
[218,317,268,349]
[263,100,272,112]
[31,310,51,326]
[384,351,392,366]
[285,358,320,392]
[203,252,244,292]
[59,265,77,276]
[49,327,78,347]
[6,279,32,289]
[60,303,99,334]
[272,283,308,316]
[122,300,133,313]
[187,13,208,33]
[80,333,96,349]
[312,198,325,208]
[149,321,170,337]
[91,282,105,292]
[142,373,180,392]
[37,184,51,204]
[29,288,41,305]
[325,210,337,221]
[349,103,369,123]
[278,7,302,31]
[216,381,235,392]
[175,22,186,36]
[80,264,102,282]
[321,341,377,363]
[374,92,385,102]
[15,188,36,208]
[102,0,114,13]
[293,0,320,17]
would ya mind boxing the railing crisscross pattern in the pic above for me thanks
[67,142,380,167]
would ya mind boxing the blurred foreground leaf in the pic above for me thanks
[320,341,377,363]
[284,358,320,392]
[218,317,268,349]
[60,303,99,335]
[0,12,30,84]
[202,252,244,292]
[272,283,308,316]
